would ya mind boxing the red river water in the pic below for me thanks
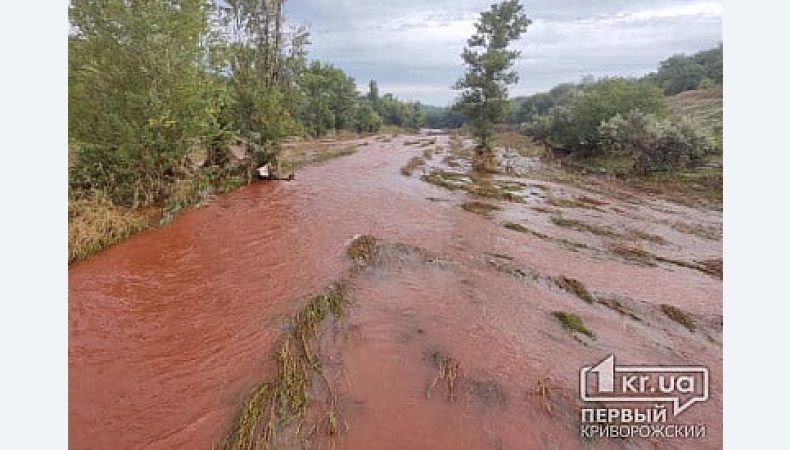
[69,133,722,449]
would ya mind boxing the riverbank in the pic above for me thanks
[68,130,415,264]
[69,130,721,448]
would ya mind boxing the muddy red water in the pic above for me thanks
[69,133,722,449]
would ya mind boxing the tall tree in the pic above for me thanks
[455,0,530,171]
[69,0,216,206]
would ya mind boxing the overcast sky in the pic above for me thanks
[283,0,722,106]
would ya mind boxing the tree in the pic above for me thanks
[454,0,530,170]
[69,0,217,206]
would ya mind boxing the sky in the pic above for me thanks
[283,0,722,106]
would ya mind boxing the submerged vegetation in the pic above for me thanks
[223,284,349,449]
[553,275,596,303]
[661,304,696,332]
[461,201,501,216]
[552,311,595,338]
[346,234,379,263]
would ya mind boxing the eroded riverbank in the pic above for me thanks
[69,131,722,449]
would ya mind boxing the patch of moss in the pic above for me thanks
[661,304,696,331]
[552,311,595,338]
[553,275,596,303]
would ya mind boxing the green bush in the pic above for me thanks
[598,110,716,174]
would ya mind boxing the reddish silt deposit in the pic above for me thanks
[69,132,722,449]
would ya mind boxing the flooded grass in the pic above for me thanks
[627,228,667,245]
[597,297,641,321]
[222,284,349,450]
[425,354,462,402]
[346,234,378,263]
[609,242,657,266]
[69,192,150,263]
[503,222,590,252]
[553,275,596,303]
[552,311,595,338]
[312,144,358,164]
[550,216,618,238]
[672,221,721,240]
[401,156,426,176]
[461,201,501,216]
[696,257,723,278]
[421,170,468,191]
[421,170,525,203]
[661,304,696,331]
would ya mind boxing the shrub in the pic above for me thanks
[524,78,666,154]
[598,110,716,174]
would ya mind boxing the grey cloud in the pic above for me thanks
[285,0,722,106]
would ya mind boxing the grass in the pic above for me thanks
[425,353,462,402]
[609,242,657,266]
[346,234,378,263]
[627,228,667,245]
[550,216,618,238]
[222,284,349,449]
[696,257,723,278]
[552,311,595,338]
[503,222,590,252]
[312,144,357,163]
[660,304,696,331]
[495,131,544,157]
[547,195,603,210]
[401,156,426,176]
[672,221,721,240]
[597,297,641,321]
[503,222,531,234]
[421,170,468,191]
[68,191,150,263]
[461,201,501,216]
[553,275,596,303]
[421,170,525,203]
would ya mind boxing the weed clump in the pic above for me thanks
[696,257,723,278]
[68,191,149,263]
[610,242,657,266]
[553,275,596,303]
[461,201,501,216]
[346,234,378,263]
[401,156,426,176]
[550,217,618,238]
[425,352,462,402]
[597,297,641,321]
[552,311,595,338]
[313,144,357,163]
[661,304,696,331]
[223,284,349,449]
[504,222,530,234]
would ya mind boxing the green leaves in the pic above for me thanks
[455,0,530,156]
